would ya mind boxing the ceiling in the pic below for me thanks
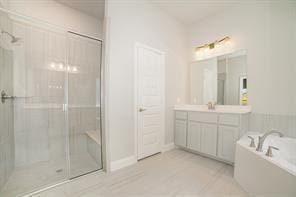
[149,0,239,25]
[54,0,238,25]
[55,0,105,19]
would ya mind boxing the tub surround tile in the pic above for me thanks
[249,113,296,138]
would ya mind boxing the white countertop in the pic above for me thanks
[174,104,251,114]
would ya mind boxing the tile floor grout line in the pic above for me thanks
[197,164,228,195]
[28,150,248,197]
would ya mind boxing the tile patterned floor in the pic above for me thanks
[32,149,250,197]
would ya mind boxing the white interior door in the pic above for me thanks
[135,43,165,160]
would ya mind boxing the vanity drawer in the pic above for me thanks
[219,114,239,126]
[189,112,218,123]
[175,111,187,120]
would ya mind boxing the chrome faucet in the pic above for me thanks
[207,102,216,110]
[256,130,284,152]
[265,146,279,157]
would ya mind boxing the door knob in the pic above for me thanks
[139,107,147,112]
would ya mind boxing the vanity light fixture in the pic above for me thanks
[195,36,231,53]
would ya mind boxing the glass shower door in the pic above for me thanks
[0,8,103,196]
[67,32,103,178]
[0,9,68,197]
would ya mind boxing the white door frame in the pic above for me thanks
[134,42,165,160]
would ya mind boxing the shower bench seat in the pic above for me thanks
[85,130,102,166]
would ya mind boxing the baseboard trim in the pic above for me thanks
[110,156,137,172]
[162,143,176,152]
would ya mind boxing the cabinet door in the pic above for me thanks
[201,123,218,156]
[175,120,187,147]
[187,121,201,152]
[218,125,239,162]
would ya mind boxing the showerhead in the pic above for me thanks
[1,30,22,44]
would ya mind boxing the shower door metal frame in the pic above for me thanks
[66,31,104,179]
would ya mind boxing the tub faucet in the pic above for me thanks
[256,130,284,152]
[265,146,279,157]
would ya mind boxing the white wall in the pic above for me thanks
[6,0,102,39]
[105,1,188,161]
[189,2,296,115]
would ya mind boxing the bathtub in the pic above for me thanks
[234,132,296,196]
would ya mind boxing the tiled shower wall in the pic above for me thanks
[12,24,102,168]
[249,113,296,138]
[0,10,14,191]
[0,49,15,192]
[0,0,9,9]
[13,103,67,167]
[12,19,68,167]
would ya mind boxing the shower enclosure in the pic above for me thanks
[0,9,103,197]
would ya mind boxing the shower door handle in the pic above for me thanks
[62,104,68,111]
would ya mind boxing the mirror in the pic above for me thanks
[190,50,247,105]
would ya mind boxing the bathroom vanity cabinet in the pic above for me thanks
[174,105,250,163]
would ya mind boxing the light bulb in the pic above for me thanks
[73,67,77,72]
[215,41,221,48]
[224,37,231,45]
[50,63,55,68]
[59,63,64,69]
